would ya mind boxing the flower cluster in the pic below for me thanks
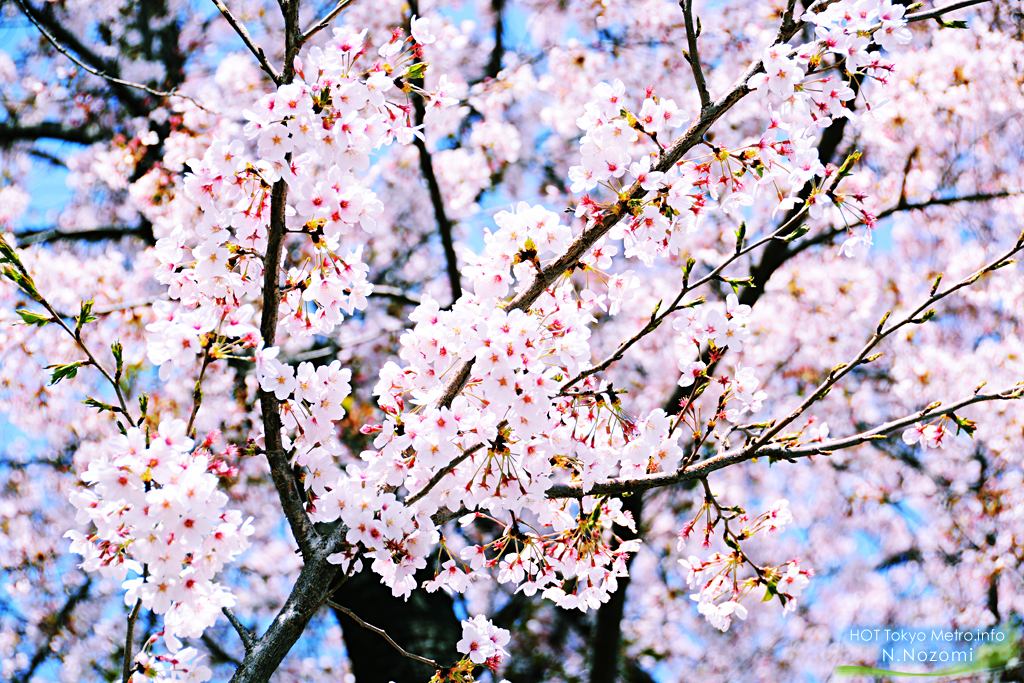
[147,24,453,380]
[65,420,254,639]
[455,615,511,667]
[130,633,212,683]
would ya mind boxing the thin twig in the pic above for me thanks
[121,599,143,683]
[300,0,359,44]
[222,607,256,654]
[14,0,214,113]
[746,232,1024,452]
[210,0,283,85]
[906,0,992,23]
[405,433,497,506]
[185,345,216,437]
[327,600,441,669]
[679,0,711,110]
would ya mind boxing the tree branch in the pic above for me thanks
[327,600,441,669]
[121,599,142,683]
[14,0,211,113]
[907,0,993,23]
[789,189,1022,255]
[410,81,463,305]
[300,0,359,45]
[15,0,150,117]
[485,0,506,80]
[0,121,103,147]
[12,579,91,683]
[679,0,710,110]
[544,385,1023,499]
[435,0,840,411]
[210,0,283,85]
[254,3,318,561]
[745,232,1024,452]
[222,606,255,654]
[14,225,153,246]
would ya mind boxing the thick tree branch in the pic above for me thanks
[253,2,318,562]
[14,225,153,246]
[679,0,710,110]
[485,0,506,80]
[0,122,103,147]
[226,528,348,683]
[210,0,283,85]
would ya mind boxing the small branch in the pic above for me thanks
[370,284,422,306]
[222,606,255,654]
[185,345,216,437]
[300,0,359,45]
[906,0,993,23]
[327,600,441,669]
[12,579,91,683]
[405,427,502,506]
[544,385,1023,499]
[412,95,463,306]
[201,633,243,667]
[790,189,1022,255]
[746,233,1024,452]
[28,292,135,421]
[121,599,142,683]
[679,0,711,110]
[14,0,212,113]
[210,0,283,85]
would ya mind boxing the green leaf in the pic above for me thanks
[405,62,428,80]
[75,299,96,337]
[950,413,978,437]
[939,19,969,29]
[16,309,51,326]
[83,396,119,414]
[0,233,21,266]
[781,224,810,242]
[46,361,83,385]
[111,340,124,372]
